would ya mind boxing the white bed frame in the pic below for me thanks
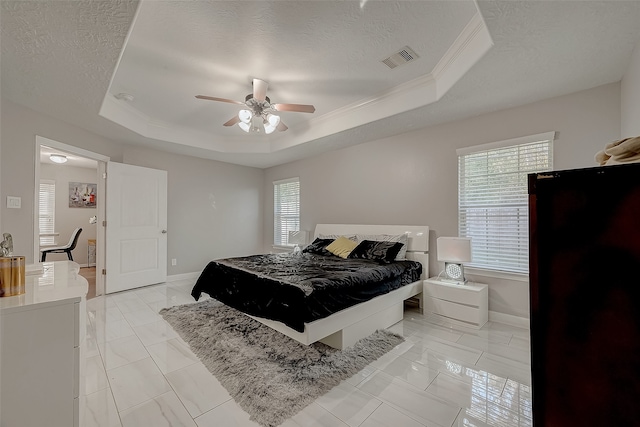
[249,224,429,349]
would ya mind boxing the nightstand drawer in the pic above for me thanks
[424,280,486,307]
[423,278,488,328]
[423,296,484,326]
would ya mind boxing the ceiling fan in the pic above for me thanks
[196,78,315,134]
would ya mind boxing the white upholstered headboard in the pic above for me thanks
[313,224,430,279]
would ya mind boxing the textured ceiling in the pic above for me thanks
[109,1,475,132]
[0,0,138,139]
[101,0,487,155]
[40,145,98,169]
[2,1,640,168]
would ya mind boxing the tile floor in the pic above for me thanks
[84,279,532,427]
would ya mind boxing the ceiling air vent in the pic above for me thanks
[381,46,419,69]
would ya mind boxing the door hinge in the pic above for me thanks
[102,220,106,227]
[102,172,107,179]
[102,269,106,275]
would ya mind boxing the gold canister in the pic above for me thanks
[11,256,26,296]
[0,257,12,297]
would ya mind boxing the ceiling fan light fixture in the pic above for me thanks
[267,114,280,127]
[250,116,262,133]
[196,78,315,135]
[238,109,252,123]
[50,154,68,164]
[264,123,277,134]
[263,114,280,134]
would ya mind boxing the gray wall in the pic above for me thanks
[0,80,628,318]
[622,41,640,137]
[123,146,264,275]
[40,163,98,264]
[0,99,124,261]
[0,99,264,275]
[264,82,622,319]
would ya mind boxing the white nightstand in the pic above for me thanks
[423,277,488,328]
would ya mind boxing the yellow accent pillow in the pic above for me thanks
[325,236,358,258]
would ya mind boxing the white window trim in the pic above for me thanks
[39,179,56,246]
[273,177,300,186]
[273,177,300,246]
[457,131,556,156]
[457,131,555,275]
[271,244,295,251]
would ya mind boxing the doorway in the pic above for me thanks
[35,136,110,296]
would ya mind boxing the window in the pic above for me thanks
[39,179,56,245]
[457,132,554,274]
[273,177,300,246]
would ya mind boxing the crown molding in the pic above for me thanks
[98,11,493,155]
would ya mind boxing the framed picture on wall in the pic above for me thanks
[69,182,97,208]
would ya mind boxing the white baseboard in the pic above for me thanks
[489,310,530,329]
[167,271,200,282]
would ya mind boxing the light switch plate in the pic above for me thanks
[7,196,21,209]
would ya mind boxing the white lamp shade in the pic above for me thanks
[267,114,280,127]
[437,237,472,263]
[263,114,280,134]
[238,109,252,123]
[238,122,251,132]
[288,230,308,246]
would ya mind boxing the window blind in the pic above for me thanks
[457,132,554,274]
[39,179,56,245]
[273,177,300,246]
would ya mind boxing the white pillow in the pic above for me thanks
[355,233,408,260]
[318,234,356,241]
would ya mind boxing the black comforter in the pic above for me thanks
[191,252,422,332]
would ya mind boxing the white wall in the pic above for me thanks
[0,99,124,262]
[622,41,640,137]
[40,164,98,265]
[264,82,622,320]
[0,82,626,317]
[0,99,264,276]
[122,146,264,275]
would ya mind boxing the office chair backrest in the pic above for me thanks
[67,228,82,250]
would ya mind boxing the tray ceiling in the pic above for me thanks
[2,1,640,168]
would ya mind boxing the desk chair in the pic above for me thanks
[41,228,82,262]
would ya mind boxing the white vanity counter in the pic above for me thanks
[1,261,88,427]
[0,260,88,310]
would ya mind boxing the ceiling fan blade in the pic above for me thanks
[223,116,240,127]
[276,121,288,132]
[196,95,244,105]
[252,79,268,102]
[272,103,316,113]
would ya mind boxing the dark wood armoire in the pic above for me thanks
[528,163,640,426]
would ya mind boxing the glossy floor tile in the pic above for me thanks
[83,280,532,427]
[119,391,197,427]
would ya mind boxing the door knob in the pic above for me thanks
[161,230,167,234]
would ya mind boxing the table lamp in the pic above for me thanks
[437,237,472,284]
[288,230,309,254]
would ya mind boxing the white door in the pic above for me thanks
[105,162,168,293]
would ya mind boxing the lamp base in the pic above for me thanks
[443,262,467,284]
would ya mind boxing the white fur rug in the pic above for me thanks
[160,299,404,427]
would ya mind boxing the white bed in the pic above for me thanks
[249,224,429,349]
